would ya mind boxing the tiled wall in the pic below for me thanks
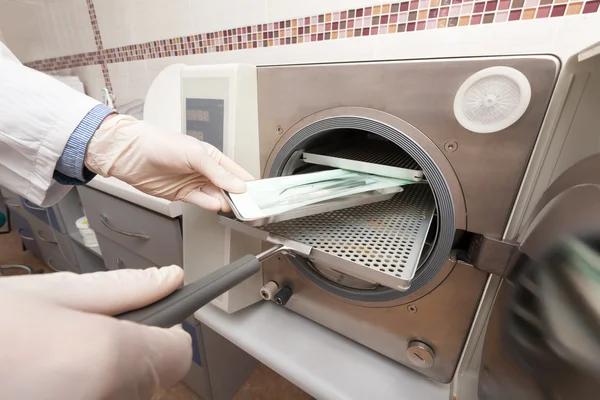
[1,0,598,106]
[0,0,96,62]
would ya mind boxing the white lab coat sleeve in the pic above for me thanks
[0,42,101,207]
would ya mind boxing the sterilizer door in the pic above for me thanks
[477,158,600,400]
[477,42,600,400]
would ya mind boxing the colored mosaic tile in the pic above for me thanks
[537,6,552,17]
[583,0,600,13]
[567,2,584,14]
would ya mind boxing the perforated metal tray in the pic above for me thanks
[302,142,424,182]
[220,184,436,291]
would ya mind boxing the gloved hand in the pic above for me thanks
[85,115,254,211]
[0,266,192,400]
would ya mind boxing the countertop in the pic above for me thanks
[196,303,451,400]
[87,176,182,217]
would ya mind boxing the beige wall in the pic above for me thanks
[0,0,380,107]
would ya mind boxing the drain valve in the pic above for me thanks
[407,340,435,369]
[274,286,292,306]
[260,281,279,301]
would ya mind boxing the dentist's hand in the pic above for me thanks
[85,115,254,211]
[0,266,192,400]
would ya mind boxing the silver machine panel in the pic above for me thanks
[251,56,559,382]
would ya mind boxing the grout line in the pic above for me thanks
[85,0,113,93]
[85,0,104,50]
[23,0,600,74]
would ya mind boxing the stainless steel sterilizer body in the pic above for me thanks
[234,56,560,383]
[174,43,600,395]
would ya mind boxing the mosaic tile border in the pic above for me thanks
[85,0,112,92]
[25,0,600,81]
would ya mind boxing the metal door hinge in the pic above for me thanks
[463,235,521,277]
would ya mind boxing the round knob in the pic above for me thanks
[407,341,435,369]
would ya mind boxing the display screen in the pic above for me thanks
[185,98,224,152]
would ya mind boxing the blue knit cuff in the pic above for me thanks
[54,104,116,184]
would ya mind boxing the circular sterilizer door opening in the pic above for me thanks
[266,116,457,303]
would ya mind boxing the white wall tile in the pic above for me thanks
[47,0,97,55]
[130,0,194,45]
[96,0,380,51]
[0,0,96,62]
[92,0,133,49]
[191,0,267,33]
[53,64,105,102]
[0,1,51,61]
[95,0,195,49]
[108,60,152,107]
[266,0,382,21]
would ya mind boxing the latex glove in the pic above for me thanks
[84,115,254,211]
[0,266,192,400]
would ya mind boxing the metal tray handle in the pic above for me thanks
[23,200,45,211]
[37,230,58,244]
[46,258,60,272]
[0,264,33,275]
[17,229,35,241]
[116,256,127,269]
[100,214,150,240]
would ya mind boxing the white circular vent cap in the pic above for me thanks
[453,66,532,134]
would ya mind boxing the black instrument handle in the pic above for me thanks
[115,254,261,328]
